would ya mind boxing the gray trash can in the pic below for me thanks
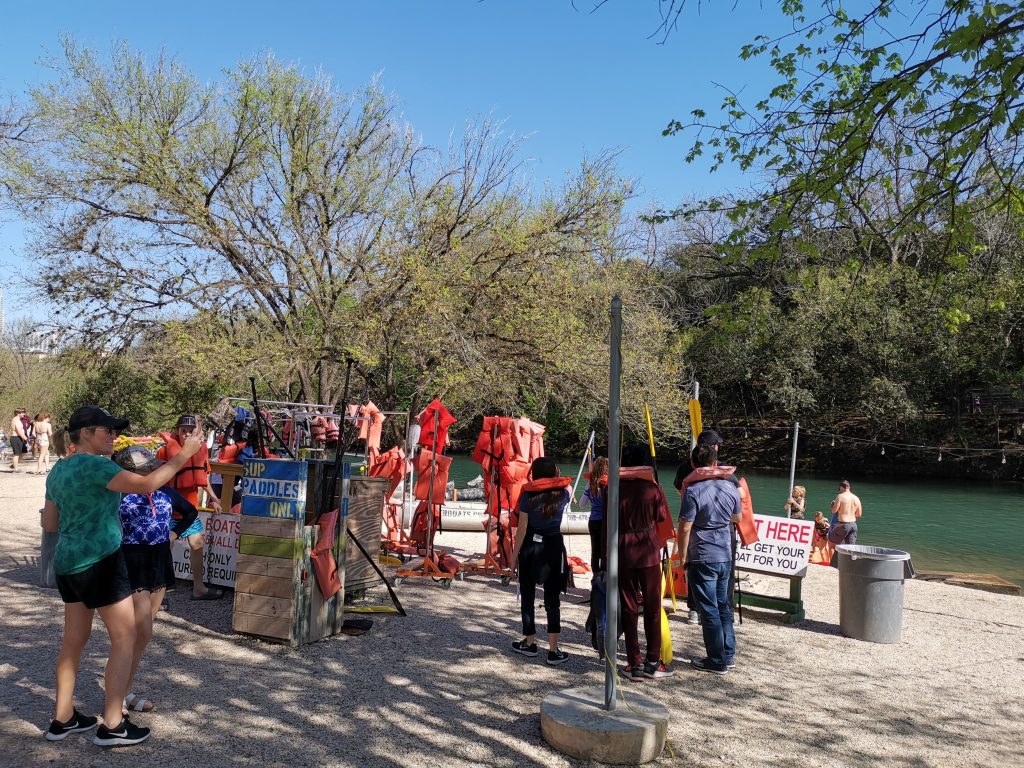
[39,509,58,588]
[836,544,915,643]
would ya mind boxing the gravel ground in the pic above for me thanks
[1,469,1022,767]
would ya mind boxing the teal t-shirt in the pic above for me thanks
[45,453,124,575]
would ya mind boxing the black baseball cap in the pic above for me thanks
[176,414,199,429]
[697,428,724,447]
[68,406,130,432]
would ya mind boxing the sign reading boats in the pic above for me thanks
[736,514,814,577]
[240,459,308,520]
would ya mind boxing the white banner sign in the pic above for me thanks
[736,514,814,577]
[171,511,240,588]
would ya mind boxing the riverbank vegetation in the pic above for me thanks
[1,2,1022,480]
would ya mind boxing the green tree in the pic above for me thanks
[654,1,1024,247]
[1,40,687,439]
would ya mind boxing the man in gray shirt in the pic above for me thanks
[678,444,741,675]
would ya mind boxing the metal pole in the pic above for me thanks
[787,420,800,510]
[569,431,596,506]
[605,296,623,711]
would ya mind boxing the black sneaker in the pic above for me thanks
[547,649,569,666]
[45,708,98,741]
[618,664,644,682]
[690,657,729,675]
[512,639,538,657]
[643,660,675,679]
[92,717,151,747]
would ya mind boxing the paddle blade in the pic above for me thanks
[688,399,703,441]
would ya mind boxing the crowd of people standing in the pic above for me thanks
[26,399,864,749]
[3,408,53,474]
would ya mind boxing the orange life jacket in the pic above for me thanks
[594,466,657,484]
[369,446,406,498]
[418,398,457,451]
[410,500,442,546]
[598,467,674,545]
[310,416,327,443]
[521,476,572,493]
[158,432,209,492]
[311,509,342,600]
[515,474,572,528]
[499,459,531,516]
[511,417,546,461]
[413,449,452,503]
[736,477,758,546]
[325,418,340,443]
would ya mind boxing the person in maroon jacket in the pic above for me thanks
[617,445,674,681]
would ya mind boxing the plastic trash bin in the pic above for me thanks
[835,544,915,643]
[39,508,58,588]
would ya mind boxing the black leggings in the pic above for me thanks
[519,535,566,636]
[588,519,605,573]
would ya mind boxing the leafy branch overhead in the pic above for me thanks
[657,1,1024,253]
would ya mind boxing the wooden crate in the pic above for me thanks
[231,460,314,646]
[345,477,389,594]
[231,458,373,646]
[231,523,315,645]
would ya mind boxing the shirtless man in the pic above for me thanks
[10,409,28,473]
[828,480,862,546]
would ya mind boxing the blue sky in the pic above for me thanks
[0,1,790,316]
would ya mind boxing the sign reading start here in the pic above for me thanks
[736,514,814,577]
[240,459,308,520]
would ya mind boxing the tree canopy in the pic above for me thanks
[654,1,1024,247]
[0,40,686,439]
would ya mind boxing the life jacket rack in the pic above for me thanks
[461,418,514,584]
[395,407,460,589]
[218,397,364,461]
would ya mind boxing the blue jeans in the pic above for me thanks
[687,561,735,670]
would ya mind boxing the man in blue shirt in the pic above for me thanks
[679,444,741,674]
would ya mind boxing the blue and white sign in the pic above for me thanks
[240,459,308,520]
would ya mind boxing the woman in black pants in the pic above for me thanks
[510,457,572,665]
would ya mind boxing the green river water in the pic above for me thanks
[443,455,1024,586]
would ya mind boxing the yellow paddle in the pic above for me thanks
[688,398,702,442]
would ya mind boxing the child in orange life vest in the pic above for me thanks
[156,415,222,600]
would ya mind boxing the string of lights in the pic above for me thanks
[711,424,1022,463]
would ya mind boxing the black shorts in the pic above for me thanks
[11,436,26,455]
[55,548,133,609]
[122,543,175,593]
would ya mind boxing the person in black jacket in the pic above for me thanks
[510,458,572,666]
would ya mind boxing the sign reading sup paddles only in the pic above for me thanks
[736,514,815,577]
[240,459,308,520]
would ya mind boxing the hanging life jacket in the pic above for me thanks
[310,416,328,443]
[157,432,209,492]
[521,476,572,494]
[325,418,340,443]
